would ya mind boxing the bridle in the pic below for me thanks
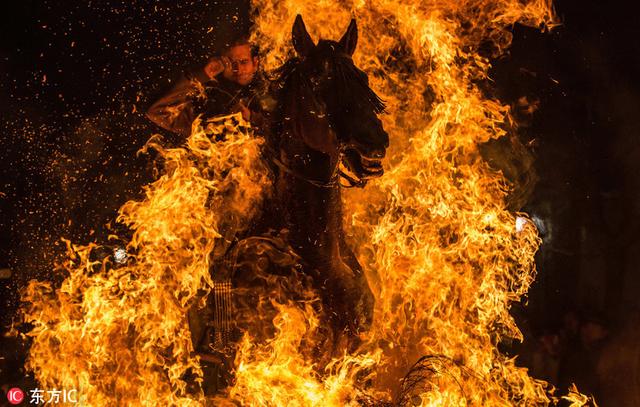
[267,145,366,189]
[268,59,373,189]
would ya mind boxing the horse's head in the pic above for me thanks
[280,15,389,187]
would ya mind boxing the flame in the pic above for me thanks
[18,0,596,406]
[228,302,382,406]
[21,115,272,405]
[237,0,566,405]
[563,384,598,407]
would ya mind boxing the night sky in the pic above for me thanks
[0,0,250,319]
[1,0,639,401]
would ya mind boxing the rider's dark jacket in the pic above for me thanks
[146,66,275,137]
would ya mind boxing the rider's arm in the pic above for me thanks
[146,58,227,137]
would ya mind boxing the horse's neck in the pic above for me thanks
[274,75,345,266]
[277,140,344,266]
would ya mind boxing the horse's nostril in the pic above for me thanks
[351,133,388,159]
[351,144,385,160]
[373,149,386,159]
[366,147,386,159]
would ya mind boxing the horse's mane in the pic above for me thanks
[267,57,306,140]
[272,57,302,87]
[332,56,386,115]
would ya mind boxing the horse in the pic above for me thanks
[196,15,389,390]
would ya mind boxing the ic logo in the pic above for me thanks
[6,387,24,405]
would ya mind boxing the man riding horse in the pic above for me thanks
[147,37,274,138]
[148,15,389,395]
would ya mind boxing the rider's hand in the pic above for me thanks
[234,102,252,122]
[204,56,230,80]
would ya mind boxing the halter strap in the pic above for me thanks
[269,152,367,189]
[270,155,341,188]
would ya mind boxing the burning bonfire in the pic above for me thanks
[17,0,597,405]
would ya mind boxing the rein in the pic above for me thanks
[270,154,341,189]
[267,147,366,189]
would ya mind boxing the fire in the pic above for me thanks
[21,115,272,405]
[18,0,598,406]
[238,0,583,405]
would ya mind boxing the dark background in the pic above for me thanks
[0,0,251,321]
[1,0,639,403]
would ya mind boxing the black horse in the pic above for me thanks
[196,15,389,390]
[272,14,388,334]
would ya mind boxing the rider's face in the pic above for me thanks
[222,44,259,86]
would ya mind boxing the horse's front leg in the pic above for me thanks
[340,241,375,333]
[325,240,374,338]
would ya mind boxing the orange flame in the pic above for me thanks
[236,0,565,405]
[19,0,597,405]
[21,115,271,405]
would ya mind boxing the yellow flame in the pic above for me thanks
[236,0,567,405]
[21,114,271,405]
[562,384,598,407]
[228,301,382,406]
[20,0,596,405]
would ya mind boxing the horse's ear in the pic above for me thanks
[292,15,314,57]
[338,19,358,56]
